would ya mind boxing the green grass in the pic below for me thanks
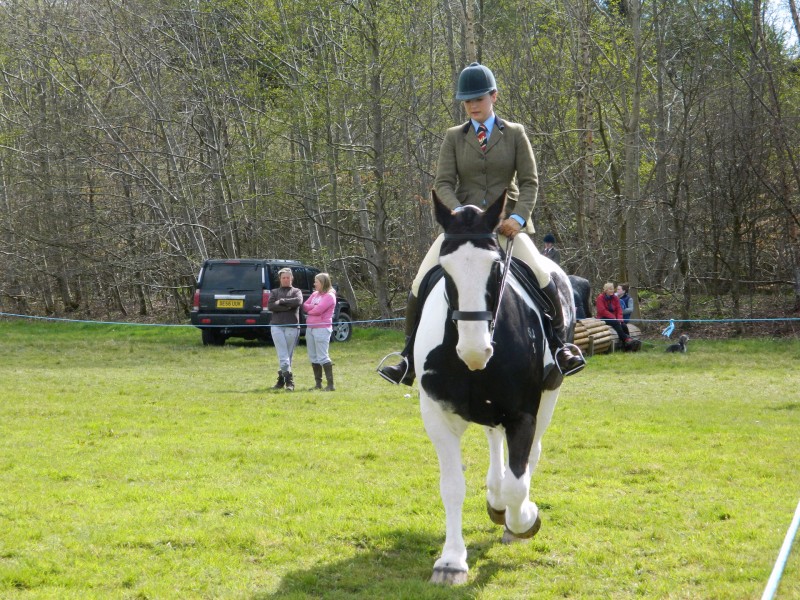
[0,319,798,599]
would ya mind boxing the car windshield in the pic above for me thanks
[202,264,262,290]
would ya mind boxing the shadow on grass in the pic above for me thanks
[253,528,510,599]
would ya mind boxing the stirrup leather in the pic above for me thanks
[555,343,586,376]
[376,352,410,385]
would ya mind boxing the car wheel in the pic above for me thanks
[331,313,352,342]
[202,329,225,346]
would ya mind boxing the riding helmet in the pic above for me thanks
[543,233,556,244]
[456,62,497,100]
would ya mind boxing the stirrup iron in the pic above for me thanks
[555,343,586,376]
[376,352,409,385]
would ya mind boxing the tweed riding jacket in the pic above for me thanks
[433,117,539,233]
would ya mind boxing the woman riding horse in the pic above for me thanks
[378,62,585,386]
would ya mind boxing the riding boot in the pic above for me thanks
[310,363,323,390]
[377,293,418,386]
[322,362,335,391]
[272,370,285,389]
[283,371,295,392]
[541,281,586,376]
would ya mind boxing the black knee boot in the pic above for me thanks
[377,293,418,386]
[310,363,323,390]
[322,362,335,391]
[541,281,586,376]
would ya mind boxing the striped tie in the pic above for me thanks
[477,124,488,152]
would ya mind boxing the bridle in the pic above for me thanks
[443,232,515,343]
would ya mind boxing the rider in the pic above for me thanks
[378,62,586,385]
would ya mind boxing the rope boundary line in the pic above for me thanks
[2,311,800,329]
[762,498,800,600]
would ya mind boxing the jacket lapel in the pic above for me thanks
[461,121,482,154]
[461,116,507,154]
[485,117,505,153]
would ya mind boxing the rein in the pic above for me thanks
[491,236,514,342]
[443,232,514,342]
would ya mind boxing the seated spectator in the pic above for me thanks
[596,282,640,351]
[616,283,633,322]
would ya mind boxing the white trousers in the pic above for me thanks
[306,327,332,365]
[272,326,299,372]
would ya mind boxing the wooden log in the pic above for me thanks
[588,335,613,355]
[576,317,647,355]
[612,322,642,350]
[574,318,613,354]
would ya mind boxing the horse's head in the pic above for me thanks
[433,190,506,371]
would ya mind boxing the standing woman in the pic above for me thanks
[542,233,561,265]
[303,272,337,391]
[267,267,303,391]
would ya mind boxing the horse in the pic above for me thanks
[568,275,592,320]
[415,191,576,585]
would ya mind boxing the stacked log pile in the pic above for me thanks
[573,319,643,355]
[573,318,616,355]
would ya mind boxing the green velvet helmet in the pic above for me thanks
[456,62,497,100]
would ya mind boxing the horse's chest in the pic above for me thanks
[420,336,543,427]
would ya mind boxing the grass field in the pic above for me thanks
[0,319,798,599]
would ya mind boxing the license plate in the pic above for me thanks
[216,299,244,309]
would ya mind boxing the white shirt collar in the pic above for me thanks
[471,114,496,137]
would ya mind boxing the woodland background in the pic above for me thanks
[1,0,799,324]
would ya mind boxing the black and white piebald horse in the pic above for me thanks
[416,192,576,585]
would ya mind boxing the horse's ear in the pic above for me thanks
[485,190,507,230]
[432,190,452,229]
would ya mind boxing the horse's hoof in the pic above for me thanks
[486,501,506,526]
[501,515,541,544]
[430,566,468,585]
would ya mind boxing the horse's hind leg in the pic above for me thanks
[484,426,506,525]
[420,395,469,584]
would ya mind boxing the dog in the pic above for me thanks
[665,334,689,353]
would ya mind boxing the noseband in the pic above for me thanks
[443,233,514,339]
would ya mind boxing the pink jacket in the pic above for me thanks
[303,291,336,329]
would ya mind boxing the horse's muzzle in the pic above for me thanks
[456,340,494,371]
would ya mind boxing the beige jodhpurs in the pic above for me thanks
[411,232,551,296]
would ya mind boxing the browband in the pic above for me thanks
[443,233,497,241]
[452,310,494,321]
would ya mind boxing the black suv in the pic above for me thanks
[190,259,353,346]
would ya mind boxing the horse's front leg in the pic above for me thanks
[500,415,540,543]
[502,389,560,543]
[420,394,469,585]
[484,426,506,526]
